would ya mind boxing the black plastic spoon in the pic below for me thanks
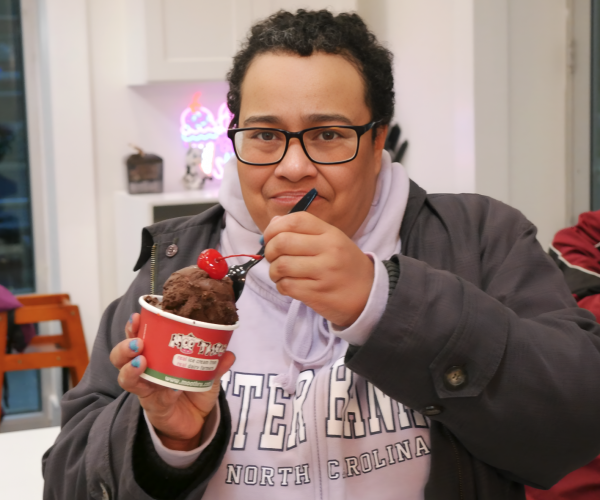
[227,188,318,301]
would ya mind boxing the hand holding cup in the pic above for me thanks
[109,313,235,451]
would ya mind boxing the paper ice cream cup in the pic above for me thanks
[137,295,238,392]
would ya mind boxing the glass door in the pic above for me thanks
[0,0,41,417]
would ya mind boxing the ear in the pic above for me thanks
[371,124,389,175]
[374,124,389,150]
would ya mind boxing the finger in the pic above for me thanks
[274,276,327,300]
[125,313,141,339]
[264,232,323,262]
[117,355,158,398]
[187,351,237,412]
[214,351,236,378]
[110,336,145,370]
[263,212,327,244]
[269,255,323,283]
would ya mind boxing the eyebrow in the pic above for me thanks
[242,115,280,126]
[242,113,354,127]
[305,113,353,125]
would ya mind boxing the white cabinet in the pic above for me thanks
[126,0,357,84]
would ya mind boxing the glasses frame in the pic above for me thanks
[227,121,379,166]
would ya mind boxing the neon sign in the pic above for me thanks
[180,92,234,181]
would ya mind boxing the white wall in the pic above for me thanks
[472,0,510,202]
[507,0,569,249]
[88,0,230,310]
[568,0,591,223]
[358,0,476,194]
[24,0,101,350]
[358,0,572,250]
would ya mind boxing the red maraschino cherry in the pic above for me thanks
[197,249,263,280]
[197,249,228,279]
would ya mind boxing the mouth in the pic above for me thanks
[270,191,322,206]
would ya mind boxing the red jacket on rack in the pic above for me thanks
[527,210,600,500]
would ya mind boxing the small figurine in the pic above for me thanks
[182,145,204,190]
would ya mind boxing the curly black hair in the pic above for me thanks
[226,9,394,136]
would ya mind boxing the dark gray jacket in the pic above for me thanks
[42,181,600,499]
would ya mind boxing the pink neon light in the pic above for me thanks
[180,93,233,180]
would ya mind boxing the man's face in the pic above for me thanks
[236,52,386,237]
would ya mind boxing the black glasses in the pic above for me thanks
[227,121,378,166]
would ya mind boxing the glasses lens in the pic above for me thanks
[303,127,359,163]
[233,129,286,165]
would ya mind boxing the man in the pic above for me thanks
[43,10,600,500]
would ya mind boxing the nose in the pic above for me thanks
[273,138,318,182]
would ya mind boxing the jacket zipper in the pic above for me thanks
[150,243,157,294]
[445,427,465,500]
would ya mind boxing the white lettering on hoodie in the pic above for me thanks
[200,278,431,500]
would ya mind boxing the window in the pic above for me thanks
[0,0,41,418]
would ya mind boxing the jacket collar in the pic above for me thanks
[399,180,427,247]
[134,204,225,272]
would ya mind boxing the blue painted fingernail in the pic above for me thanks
[129,339,139,353]
[259,235,264,245]
[131,356,141,368]
[128,314,133,324]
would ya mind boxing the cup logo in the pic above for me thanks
[168,332,226,357]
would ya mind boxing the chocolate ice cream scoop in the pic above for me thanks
[160,266,238,325]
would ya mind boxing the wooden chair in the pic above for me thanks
[0,293,89,405]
